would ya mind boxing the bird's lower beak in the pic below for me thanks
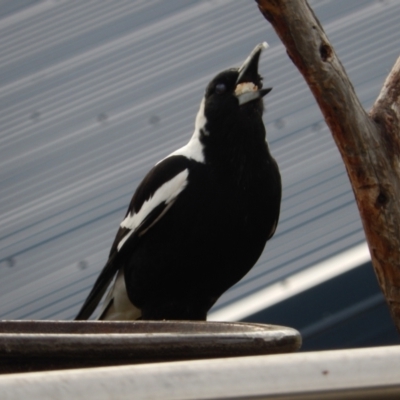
[235,42,272,106]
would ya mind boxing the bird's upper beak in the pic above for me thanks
[235,42,272,106]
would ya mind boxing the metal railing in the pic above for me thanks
[0,320,301,373]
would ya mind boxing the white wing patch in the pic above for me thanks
[117,168,189,251]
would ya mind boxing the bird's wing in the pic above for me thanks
[75,155,191,320]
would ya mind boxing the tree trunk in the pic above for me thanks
[256,0,400,333]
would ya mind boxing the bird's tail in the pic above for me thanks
[75,255,118,320]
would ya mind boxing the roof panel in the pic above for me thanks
[0,0,396,319]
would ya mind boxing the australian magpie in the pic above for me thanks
[75,43,281,321]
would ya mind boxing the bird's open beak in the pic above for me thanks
[235,42,272,106]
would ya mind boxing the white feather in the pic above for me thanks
[159,98,207,164]
[98,269,141,320]
[117,168,189,251]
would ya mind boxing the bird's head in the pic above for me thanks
[197,42,272,136]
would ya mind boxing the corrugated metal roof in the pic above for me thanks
[0,0,398,319]
[242,260,400,350]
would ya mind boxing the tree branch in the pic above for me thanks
[256,0,400,332]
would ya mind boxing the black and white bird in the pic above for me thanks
[75,43,281,321]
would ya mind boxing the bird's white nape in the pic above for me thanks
[160,98,207,164]
[194,97,209,137]
[117,168,190,251]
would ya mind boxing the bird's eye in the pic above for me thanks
[215,83,227,94]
